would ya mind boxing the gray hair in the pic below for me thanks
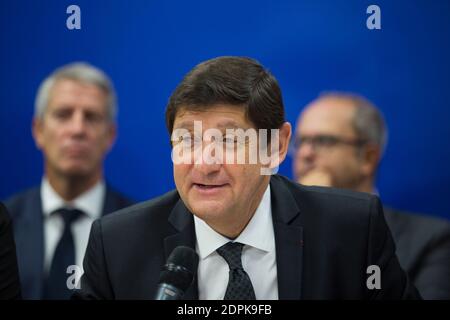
[318,92,388,156]
[34,62,117,121]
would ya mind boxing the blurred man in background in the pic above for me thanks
[292,92,450,299]
[4,63,133,299]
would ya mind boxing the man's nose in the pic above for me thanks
[193,141,222,175]
[297,141,316,160]
[68,112,87,136]
[193,161,222,176]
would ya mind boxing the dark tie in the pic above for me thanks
[216,242,256,300]
[43,208,83,300]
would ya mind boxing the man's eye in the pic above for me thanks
[317,136,337,146]
[180,136,192,143]
[85,113,103,123]
[181,135,201,145]
[224,137,236,144]
[53,110,71,119]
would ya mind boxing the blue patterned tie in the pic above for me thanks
[216,242,256,300]
[44,208,83,299]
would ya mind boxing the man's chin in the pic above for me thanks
[189,201,226,221]
[57,164,95,178]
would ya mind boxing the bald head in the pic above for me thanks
[297,96,358,140]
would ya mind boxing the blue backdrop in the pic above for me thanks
[1,0,449,219]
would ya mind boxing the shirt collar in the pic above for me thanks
[41,177,105,219]
[194,184,274,260]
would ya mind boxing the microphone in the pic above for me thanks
[154,246,199,300]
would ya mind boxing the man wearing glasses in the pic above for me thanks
[292,92,450,299]
[75,58,420,300]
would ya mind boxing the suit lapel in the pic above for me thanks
[164,199,198,299]
[101,186,130,216]
[270,176,304,300]
[18,188,45,299]
[101,187,115,216]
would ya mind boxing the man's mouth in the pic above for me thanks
[64,143,90,156]
[65,148,89,157]
[193,183,227,189]
[192,183,228,194]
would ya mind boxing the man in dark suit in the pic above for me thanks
[4,63,133,299]
[0,202,21,300]
[383,207,450,299]
[292,92,450,299]
[75,56,419,299]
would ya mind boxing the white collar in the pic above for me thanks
[41,177,105,219]
[194,184,274,260]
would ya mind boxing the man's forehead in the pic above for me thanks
[297,99,356,135]
[47,79,108,109]
[173,107,252,129]
[51,78,105,96]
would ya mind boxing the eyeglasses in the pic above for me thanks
[172,134,249,151]
[290,134,367,153]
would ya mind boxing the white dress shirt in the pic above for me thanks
[194,184,278,300]
[41,177,105,275]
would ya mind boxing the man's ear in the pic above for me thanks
[360,144,381,177]
[32,117,44,151]
[270,122,292,168]
[105,122,117,153]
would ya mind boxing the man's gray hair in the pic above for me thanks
[318,92,388,155]
[34,62,117,121]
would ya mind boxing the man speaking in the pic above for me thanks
[75,56,420,299]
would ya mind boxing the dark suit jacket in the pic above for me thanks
[4,185,133,299]
[0,202,21,300]
[384,208,450,299]
[74,175,420,300]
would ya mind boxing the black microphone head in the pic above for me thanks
[167,246,199,271]
[159,246,199,293]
